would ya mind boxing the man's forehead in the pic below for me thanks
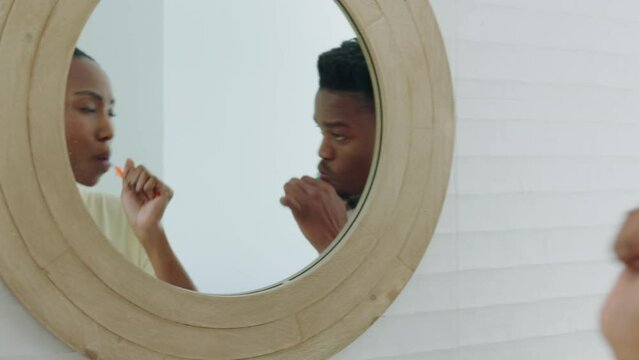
[315,91,373,126]
[316,89,370,107]
[314,106,356,127]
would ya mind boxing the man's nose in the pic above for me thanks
[319,137,334,160]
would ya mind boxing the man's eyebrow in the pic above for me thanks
[314,118,349,128]
[73,90,115,105]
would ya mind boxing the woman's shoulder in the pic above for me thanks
[78,187,120,208]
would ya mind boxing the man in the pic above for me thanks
[281,39,376,253]
[601,209,639,359]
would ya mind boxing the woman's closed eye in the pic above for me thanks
[77,106,116,118]
[79,107,97,114]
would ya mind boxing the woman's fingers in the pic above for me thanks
[134,168,150,193]
[123,163,163,200]
[142,176,158,200]
[123,158,135,175]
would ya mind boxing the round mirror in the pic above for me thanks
[75,0,373,294]
[0,0,454,358]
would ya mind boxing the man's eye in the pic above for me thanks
[80,107,97,113]
[108,110,117,118]
[333,134,346,141]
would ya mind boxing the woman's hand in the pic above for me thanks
[118,159,195,290]
[120,158,173,246]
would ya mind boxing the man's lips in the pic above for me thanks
[318,163,334,182]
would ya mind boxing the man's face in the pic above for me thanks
[602,269,639,360]
[314,89,376,199]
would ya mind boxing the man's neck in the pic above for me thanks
[344,194,361,210]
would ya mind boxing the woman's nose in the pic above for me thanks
[97,114,114,142]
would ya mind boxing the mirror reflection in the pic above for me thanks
[280,41,376,254]
[66,49,196,290]
[68,1,375,294]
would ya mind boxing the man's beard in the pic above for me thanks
[340,193,360,210]
[318,171,360,209]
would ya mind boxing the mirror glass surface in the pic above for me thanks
[72,0,372,294]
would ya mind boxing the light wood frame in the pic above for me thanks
[0,0,454,359]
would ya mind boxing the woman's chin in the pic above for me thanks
[75,174,101,187]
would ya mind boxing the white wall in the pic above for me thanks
[2,0,639,359]
[334,0,636,358]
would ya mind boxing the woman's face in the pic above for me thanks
[64,57,115,186]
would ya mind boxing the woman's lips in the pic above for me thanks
[94,153,111,172]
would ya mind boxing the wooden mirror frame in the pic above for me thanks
[0,0,454,358]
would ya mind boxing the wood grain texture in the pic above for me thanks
[0,0,13,39]
[0,0,72,270]
[0,0,164,358]
[0,0,455,358]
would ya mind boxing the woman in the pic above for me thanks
[65,48,195,290]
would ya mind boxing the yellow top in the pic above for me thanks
[78,188,155,276]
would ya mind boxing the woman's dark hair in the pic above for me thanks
[317,39,373,105]
[73,47,95,61]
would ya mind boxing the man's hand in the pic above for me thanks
[602,270,639,360]
[281,176,347,253]
[120,158,173,246]
[601,209,639,359]
[614,209,639,271]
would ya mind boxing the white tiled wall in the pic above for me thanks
[2,1,639,359]
[335,0,639,359]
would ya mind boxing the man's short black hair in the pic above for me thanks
[318,39,373,106]
[73,47,95,61]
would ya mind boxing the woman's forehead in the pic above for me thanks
[67,58,113,101]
